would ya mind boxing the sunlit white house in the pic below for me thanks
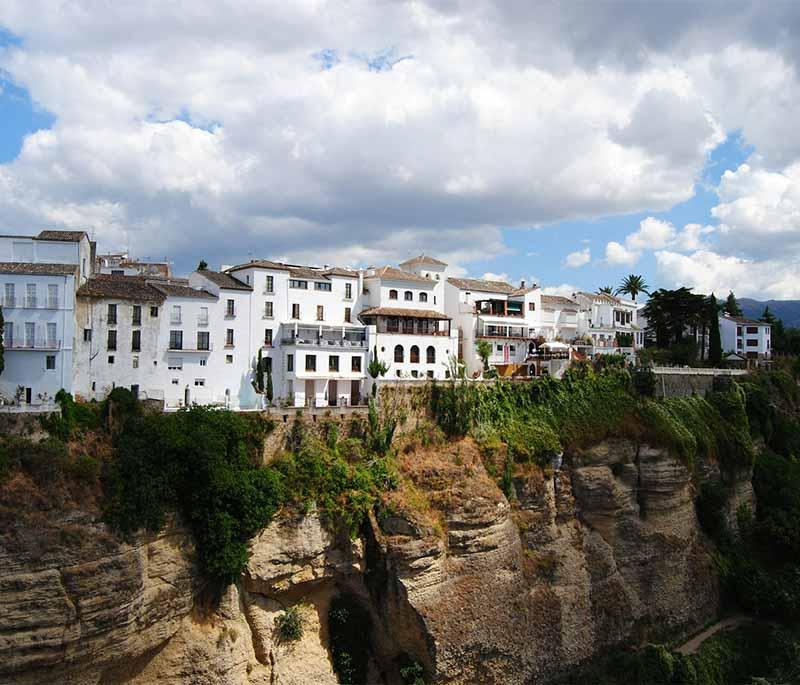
[0,230,94,404]
[719,313,771,359]
[574,291,643,359]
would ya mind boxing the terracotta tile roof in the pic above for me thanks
[724,315,768,326]
[399,254,448,267]
[226,259,357,281]
[197,270,252,291]
[365,266,431,283]
[150,282,217,299]
[358,306,449,320]
[77,274,165,302]
[0,262,78,276]
[446,277,516,294]
[226,259,289,272]
[288,265,328,280]
[541,294,579,309]
[323,267,359,278]
[509,286,537,296]
[35,230,88,242]
[578,291,622,305]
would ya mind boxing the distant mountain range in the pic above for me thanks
[739,299,800,328]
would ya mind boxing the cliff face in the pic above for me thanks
[0,438,738,685]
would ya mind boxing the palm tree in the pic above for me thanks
[616,274,649,302]
[598,285,614,294]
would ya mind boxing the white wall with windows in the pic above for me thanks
[720,315,771,358]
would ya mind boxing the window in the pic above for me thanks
[510,345,516,353]
[352,356,362,372]
[107,329,117,351]
[315,281,332,291]
[747,339,759,347]
[171,379,179,385]
[329,355,339,371]
[4,283,14,307]
[170,305,181,324]
[197,331,210,350]
[199,358,207,367]
[107,303,117,325]
[194,378,206,387]
[345,283,352,299]
[226,329,234,347]
[289,279,308,289]
[427,370,434,379]
[131,330,141,352]
[528,302,535,312]
[83,328,92,342]
[108,355,115,364]
[389,289,398,300]
[169,330,183,350]
[317,305,324,321]
[150,306,159,317]
[132,356,139,369]
[419,292,428,303]
[132,305,142,326]
[292,303,300,319]
[305,354,317,371]
[168,358,183,370]
[265,275,274,293]
[410,345,420,363]
[746,326,759,335]
[344,307,351,323]
[111,269,123,276]
[198,306,208,325]
[47,284,58,308]
[24,322,34,347]
[46,323,57,347]
[226,299,235,317]
[226,355,233,364]
[426,346,435,364]
[264,329,273,346]
[46,355,55,370]
[3,321,12,347]
[496,344,502,352]
[411,370,419,378]
[264,301,273,318]
[394,345,404,362]
[26,283,37,308]
[131,384,139,399]
[404,291,413,301]
[287,354,294,372]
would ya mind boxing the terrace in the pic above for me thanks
[281,324,368,347]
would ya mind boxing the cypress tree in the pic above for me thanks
[0,307,4,376]
[708,295,722,365]
[724,291,742,317]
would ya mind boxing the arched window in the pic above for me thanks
[419,292,428,303]
[410,345,420,363]
[404,291,413,301]
[426,346,435,364]
[394,345,404,363]
[389,289,398,300]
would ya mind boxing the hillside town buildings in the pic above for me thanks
[0,230,770,409]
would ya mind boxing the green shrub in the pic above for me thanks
[66,454,101,485]
[632,367,656,397]
[274,606,303,643]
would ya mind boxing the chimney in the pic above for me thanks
[520,280,525,289]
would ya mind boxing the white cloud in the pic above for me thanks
[604,240,639,266]
[655,249,800,299]
[564,246,591,268]
[542,283,578,298]
[626,217,676,251]
[482,271,509,282]
[672,223,715,251]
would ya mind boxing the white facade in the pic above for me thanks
[359,262,458,381]
[225,261,367,407]
[0,230,92,405]
[720,314,771,358]
[574,292,643,358]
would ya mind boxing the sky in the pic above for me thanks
[0,2,799,299]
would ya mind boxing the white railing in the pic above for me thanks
[5,338,62,350]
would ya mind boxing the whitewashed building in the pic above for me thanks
[359,263,458,381]
[719,314,771,359]
[224,260,367,408]
[574,291,643,359]
[0,230,94,404]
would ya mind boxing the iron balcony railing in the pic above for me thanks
[5,338,62,350]
[2,296,62,309]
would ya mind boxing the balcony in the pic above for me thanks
[224,306,237,319]
[197,316,209,326]
[169,342,213,352]
[282,324,367,347]
[170,315,182,325]
[5,338,62,350]
[2,296,62,309]
[476,299,524,318]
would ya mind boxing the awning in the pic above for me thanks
[541,341,570,350]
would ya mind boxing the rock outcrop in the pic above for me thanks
[1,438,735,684]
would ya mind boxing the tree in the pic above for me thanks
[707,294,722,365]
[367,346,388,398]
[265,368,273,405]
[643,287,706,349]
[197,259,208,271]
[0,307,4,377]
[598,285,614,294]
[760,306,777,325]
[253,349,265,394]
[616,274,649,302]
[724,291,742,317]
[475,339,492,373]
